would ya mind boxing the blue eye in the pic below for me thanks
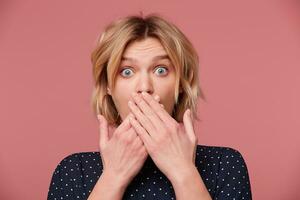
[120,68,133,77]
[155,66,168,75]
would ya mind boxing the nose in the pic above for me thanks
[136,73,154,95]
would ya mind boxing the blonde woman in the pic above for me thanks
[48,14,252,200]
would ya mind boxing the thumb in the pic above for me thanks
[183,109,198,164]
[183,109,196,142]
[97,114,109,149]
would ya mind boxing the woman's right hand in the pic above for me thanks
[97,112,148,187]
[96,95,163,187]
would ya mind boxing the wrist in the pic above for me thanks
[166,164,212,200]
[169,164,206,189]
[88,170,129,200]
[101,170,129,191]
[169,163,197,185]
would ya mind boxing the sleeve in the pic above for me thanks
[47,153,84,200]
[214,147,252,200]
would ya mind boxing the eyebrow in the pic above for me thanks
[121,54,170,62]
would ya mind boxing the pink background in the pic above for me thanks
[0,0,299,199]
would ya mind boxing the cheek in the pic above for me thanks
[110,91,132,121]
[112,82,133,108]
[161,93,175,107]
[154,78,176,99]
[112,91,129,107]
[155,88,176,112]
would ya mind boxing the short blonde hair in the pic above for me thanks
[91,13,206,126]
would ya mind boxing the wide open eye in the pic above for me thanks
[120,68,134,77]
[154,66,168,76]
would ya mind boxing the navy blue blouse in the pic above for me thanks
[47,145,252,200]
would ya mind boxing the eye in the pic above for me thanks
[120,68,134,77]
[154,66,168,76]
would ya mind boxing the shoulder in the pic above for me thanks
[195,144,249,173]
[195,144,247,163]
[196,144,243,155]
[52,151,102,173]
[195,144,252,199]
[48,152,102,199]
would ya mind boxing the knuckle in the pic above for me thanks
[123,136,132,145]
[120,130,132,144]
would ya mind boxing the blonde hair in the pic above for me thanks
[91,13,206,126]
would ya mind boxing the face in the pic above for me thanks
[107,37,177,122]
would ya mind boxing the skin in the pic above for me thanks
[107,37,177,121]
[128,92,212,200]
[90,37,212,200]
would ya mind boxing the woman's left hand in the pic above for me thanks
[128,91,198,182]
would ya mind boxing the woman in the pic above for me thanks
[47,14,252,200]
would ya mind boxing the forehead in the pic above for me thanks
[121,37,169,61]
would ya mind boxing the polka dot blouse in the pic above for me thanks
[47,145,252,199]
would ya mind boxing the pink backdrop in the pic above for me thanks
[1,0,299,199]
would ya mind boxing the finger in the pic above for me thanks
[114,113,133,136]
[129,115,152,150]
[128,98,159,138]
[154,95,164,108]
[183,109,198,164]
[121,127,137,142]
[97,114,109,148]
[141,92,177,126]
[154,95,160,102]
[131,131,144,150]
[130,93,164,136]
[182,109,197,142]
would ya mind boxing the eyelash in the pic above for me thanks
[119,66,169,77]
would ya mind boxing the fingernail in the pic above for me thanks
[128,100,133,106]
[129,113,135,120]
[129,115,133,121]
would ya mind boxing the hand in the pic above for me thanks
[128,92,198,182]
[97,96,163,186]
[97,113,147,187]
